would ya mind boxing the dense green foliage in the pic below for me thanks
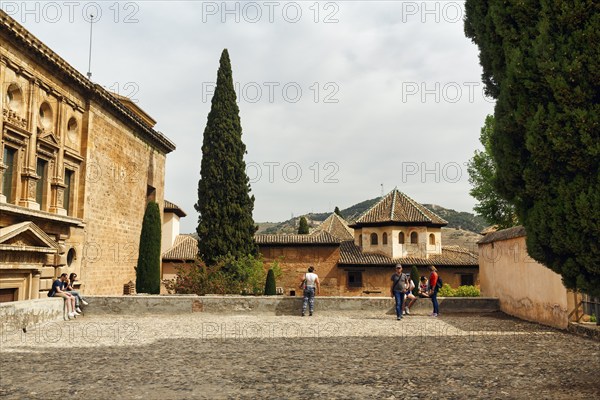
[467,115,519,229]
[297,216,309,234]
[334,206,343,217]
[164,255,266,295]
[195,49,258,266]
[136,202,161,294]
[465,0,600,296]
[410,266,420,296]
[264,269,277,295]
[438,284,480,297]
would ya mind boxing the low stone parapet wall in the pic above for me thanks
[83,295,500,316]
[0,297,65,333]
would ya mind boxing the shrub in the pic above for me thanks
[163,255,267,295]
[591,314,597,323]
[454,285,481,297]
[264,269,276,295]
[437,284,481,297]
[438,283,456,297]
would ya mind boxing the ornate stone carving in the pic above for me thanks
[2,108,28,129]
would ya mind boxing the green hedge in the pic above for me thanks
[438,284,480,297]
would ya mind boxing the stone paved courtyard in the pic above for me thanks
[1,312,599,399]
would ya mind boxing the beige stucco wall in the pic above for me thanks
[354,226,442,259]
[479,235,576,329]
[161,212,179,254]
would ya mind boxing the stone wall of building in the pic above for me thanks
[260,245,342,296]
[0,14,172,299]
[80,105,166,294]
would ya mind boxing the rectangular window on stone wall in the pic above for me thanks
[460,274,474,286]
[64,169,74,215]
[36,158,48,208]
[348,271,363,288]
[147,185,156,203]
[2,147,16,202]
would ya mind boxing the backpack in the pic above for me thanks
[436,276,443,289]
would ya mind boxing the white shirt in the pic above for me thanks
[304,272,318,288]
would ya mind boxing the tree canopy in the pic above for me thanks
[467,114,520,229]
[465,0,600,296]
[195,49,258,266]
[136,201,161,294]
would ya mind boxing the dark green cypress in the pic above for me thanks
[334,207,343,217]
[465,0,600,296]
[195,49,258,266]
[298,216,309,234]
[264,268,276,296]
[410,266,420,297]
[136,201,161,294]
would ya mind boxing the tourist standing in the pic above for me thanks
[428,266,440,317]
[301,266,320,316]
[390,264,409,320]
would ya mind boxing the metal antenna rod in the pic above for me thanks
[86,14,94,80]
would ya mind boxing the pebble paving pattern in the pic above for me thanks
[1,312,599,399]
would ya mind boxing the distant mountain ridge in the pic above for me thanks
[256,198,487,234]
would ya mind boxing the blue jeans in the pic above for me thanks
[393,291,405,318]
[431,287,439,314]
[302,287,316,314]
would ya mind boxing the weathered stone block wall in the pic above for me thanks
[80,105,165,295]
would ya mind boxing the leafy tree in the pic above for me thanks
[195,49,258,266]
[136,202,161,294]
[467,115,519,229]
[465,0,600,296]
[264,269,277,295]
[334,207,343,217]
[298,216,309,234]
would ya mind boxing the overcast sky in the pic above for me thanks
[8,1,494,233]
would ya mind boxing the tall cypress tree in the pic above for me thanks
[465,1,600,296]
[136,201,161,294]
[298,216,309,234]
[195,49,257,266]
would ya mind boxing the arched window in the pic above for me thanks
[398,232,405,244]
[429,233,436,245]
[39,102,54,130]
[370,233,378,245]
[382,232,388,245]
[410,232,418,244]
[6,83,23,112]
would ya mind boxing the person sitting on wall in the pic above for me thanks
[403,274,417,315]
[64,273,89,313]
[48,273,79,319]
[418,276,430,298]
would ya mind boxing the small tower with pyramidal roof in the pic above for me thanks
[349,188,447,259]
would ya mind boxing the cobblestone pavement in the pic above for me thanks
[1,312,599,399]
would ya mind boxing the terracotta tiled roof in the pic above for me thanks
[338,241,478,266]
[164,200,187,218]
[311,213,354,241]
[256,231,341,245]
[162,234,198,261]
[478,226,526,245]
[351,189,447,226]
